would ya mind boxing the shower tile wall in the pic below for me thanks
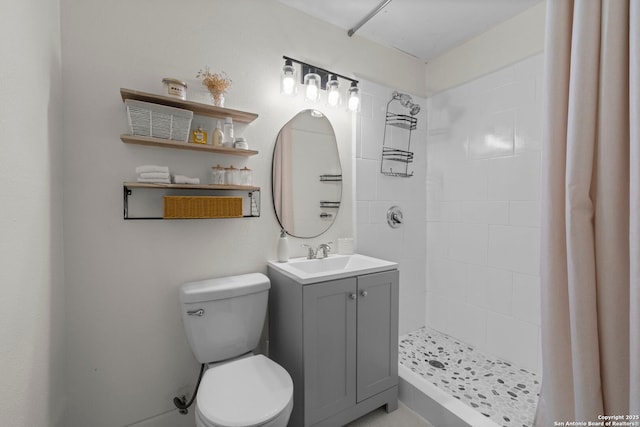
[426,54,543,374]
[355,80,428,335]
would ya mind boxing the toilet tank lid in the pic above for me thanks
[180,273,270,304]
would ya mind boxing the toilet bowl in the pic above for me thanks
[179,273,294,427]
[194,355,293,427]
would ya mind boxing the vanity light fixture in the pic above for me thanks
[326,75,341,107]
[281,58,296,95]
[347,81,361,112]
[280,56,360,112]
[347,83,361,112]
[303,69,321,102]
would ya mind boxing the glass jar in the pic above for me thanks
[233,137,249,150]
[239,166,253,186]
[210,165,226,185]
[162,78,187,100]
[225,165,240,185]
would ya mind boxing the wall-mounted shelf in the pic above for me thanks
[120,88,259,123]
[124,182,259,191]
[123,182,260,219]
[385,113,417,131]
[120,88,261,220]
[120,134,259,156]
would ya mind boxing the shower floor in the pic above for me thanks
[399,327,540,427]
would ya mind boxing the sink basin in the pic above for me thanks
[268,254,397,284]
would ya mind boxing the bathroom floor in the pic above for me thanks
[399,327,541,427]
[344,402,433,427]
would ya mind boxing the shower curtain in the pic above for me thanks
[536,0,640,424]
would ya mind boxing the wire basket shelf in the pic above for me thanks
[380,93,419,178]
[385,112,417,131]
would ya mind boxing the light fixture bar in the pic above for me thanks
[281,56,361,111]
[282,56,358,87]
[347,0,393,37]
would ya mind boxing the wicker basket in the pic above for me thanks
[163,196,243,219]
[125,99,193,142]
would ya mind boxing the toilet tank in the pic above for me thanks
[180,273,270,364]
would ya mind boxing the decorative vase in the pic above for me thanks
[210,92,225,107]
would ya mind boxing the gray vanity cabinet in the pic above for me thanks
[356,272,399,402]
[303,277,357,425]
[268,268,399,427]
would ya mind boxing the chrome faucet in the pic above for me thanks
[302,242,333,259]
[316,243,332,259]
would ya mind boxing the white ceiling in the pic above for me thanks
[278,0,542,62]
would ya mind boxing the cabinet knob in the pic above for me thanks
[360,291,368,298]
[349,293,357,300]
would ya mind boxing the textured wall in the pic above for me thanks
[0,0,65,426]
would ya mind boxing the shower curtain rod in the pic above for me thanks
[347,0,393,37]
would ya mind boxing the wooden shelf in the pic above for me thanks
[123,182,261,219]
[120,88,258,123]
[123,182,260,192]
[120,134,259,156]
[120,87,261,220]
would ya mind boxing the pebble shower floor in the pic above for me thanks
[399,327,540,427]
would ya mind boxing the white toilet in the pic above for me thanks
[180,273,293,427]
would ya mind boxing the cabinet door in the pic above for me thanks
[303,278,357,426]
[356,270,399,402]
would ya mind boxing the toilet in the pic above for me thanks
[180,273,293,427]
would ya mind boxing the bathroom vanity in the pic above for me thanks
[268,255,399,427]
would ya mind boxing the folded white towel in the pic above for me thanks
[135,165,170,174]
[137,177,171,184]
[138,172,170,179]
[174,175,200,185]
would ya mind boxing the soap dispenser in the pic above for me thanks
[212,120,224,147]
[277,229,289,262]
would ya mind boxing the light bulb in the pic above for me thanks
[348,82,360,112]
[306,80,318,100]
[282,73,295,95]
[281,59,297,96]
[327,76,340,107]
[303,71,321,102]
[328,89,340,107]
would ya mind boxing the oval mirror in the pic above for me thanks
[272,110,342,238]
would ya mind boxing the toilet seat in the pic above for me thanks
[196,355,293,427]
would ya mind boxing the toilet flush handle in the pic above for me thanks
[187,309,205,316]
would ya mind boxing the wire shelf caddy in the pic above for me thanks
[380,92,420,178]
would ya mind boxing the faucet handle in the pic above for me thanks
[302,244,316,259]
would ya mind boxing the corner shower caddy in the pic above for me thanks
[380,91,419,177]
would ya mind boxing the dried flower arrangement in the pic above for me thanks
[196,66,232,106]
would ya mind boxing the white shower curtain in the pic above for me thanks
[536,0,640,423]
